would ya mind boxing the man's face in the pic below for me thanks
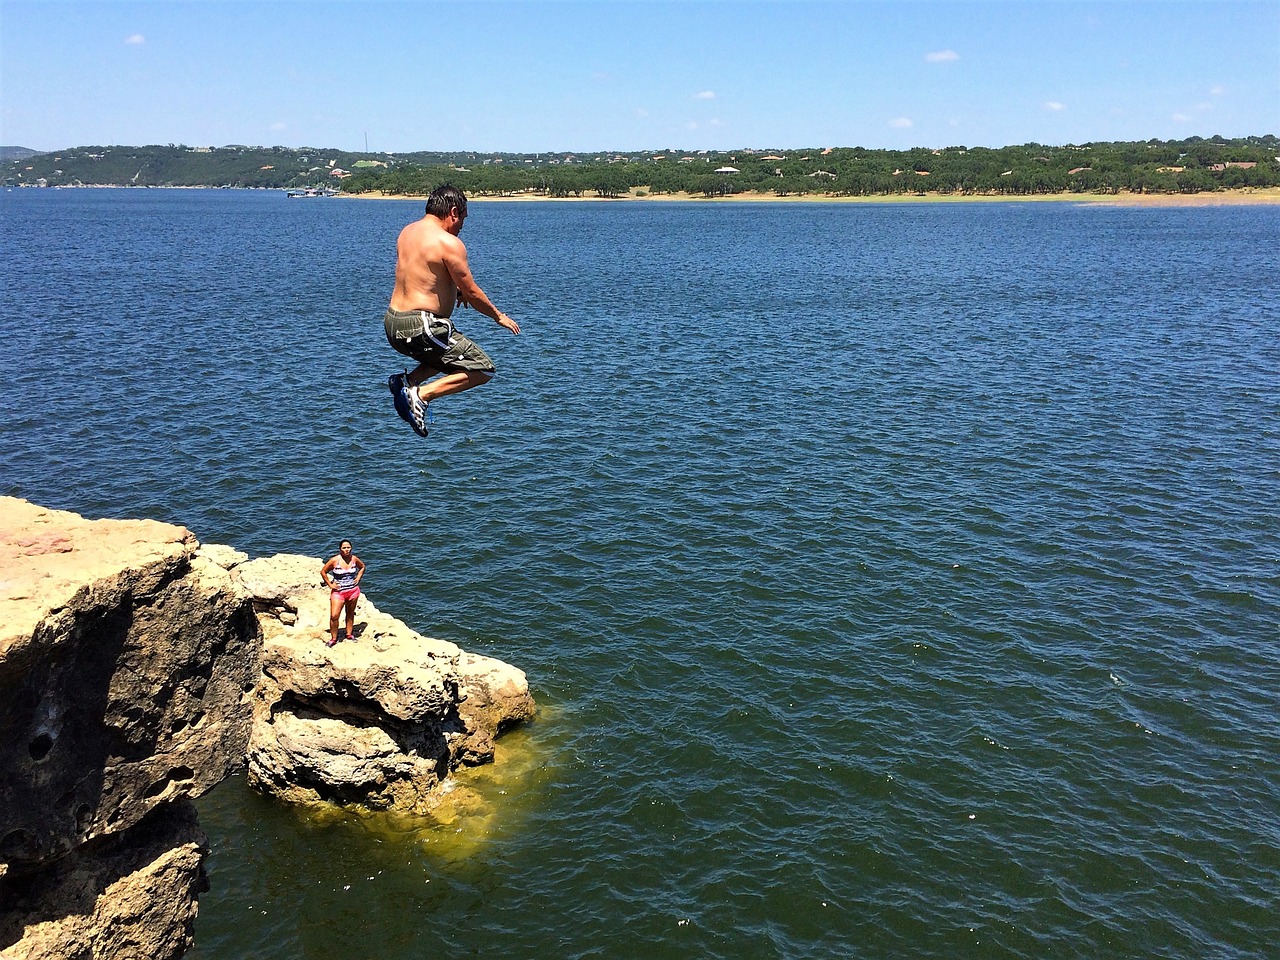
[447,207,467,236]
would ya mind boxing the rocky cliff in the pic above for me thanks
[0,498,534,959]
[235,551,535,813]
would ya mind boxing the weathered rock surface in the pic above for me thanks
[0,802,207,960]
[238,554,535,814]
[0,497,535,958]
[0,498,260,872]
[0,498,258,960]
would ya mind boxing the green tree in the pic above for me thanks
[589,165,629,198]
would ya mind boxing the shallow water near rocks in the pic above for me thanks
[2,188,1278,959]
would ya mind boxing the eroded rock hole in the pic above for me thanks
[144,765,197,799]
[0,829,34,860]
[171,711,203,735]
[28,733,54,761]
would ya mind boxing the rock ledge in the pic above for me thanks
[0,498,535,959]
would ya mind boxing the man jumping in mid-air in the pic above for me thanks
[384,184,520,437]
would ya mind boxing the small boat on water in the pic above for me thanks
[285,188,335,198]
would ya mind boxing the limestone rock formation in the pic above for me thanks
[0,498,260,873]
[0,498,260,960]
[0,497,536,958]
[0,802,207,960]
[237,553,535,815]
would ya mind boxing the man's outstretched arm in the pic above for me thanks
[446,243,520,334]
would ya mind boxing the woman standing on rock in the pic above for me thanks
[321,540,365,647]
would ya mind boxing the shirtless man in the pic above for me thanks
[384,184,520,437]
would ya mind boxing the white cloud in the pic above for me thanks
[1043,101,1067,112]
[693,91,716,100]
[1168,99,1213,125]
[634,108,650,118]
[270,122,287,132]
[1209,84,1225,96]
[889,117,913,129]
[124,34,145,45]
[925,50,959,63]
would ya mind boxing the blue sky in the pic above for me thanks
[2,1,1276,153]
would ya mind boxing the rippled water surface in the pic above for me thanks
[2,189,1278,959]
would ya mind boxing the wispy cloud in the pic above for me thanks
[634,107,650,118]
[924,50,959,63]
[124,34,145,45]
[693,90,716,100]
[1043,101,1067,112]
[1172,101,1215,122]
[1209,84,1225,96]
[889,117,913,129]
[270,122,287,132]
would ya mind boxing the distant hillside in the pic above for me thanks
[5,136,1278,198]
[1,143,513,190]
[4,144,391,190]
[340,135,1280,199]
[0,146,41,162]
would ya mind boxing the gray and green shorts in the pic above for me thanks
[383,307,496,377]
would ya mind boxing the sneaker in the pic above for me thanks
[387,373,412,425]
[402,381,429,437]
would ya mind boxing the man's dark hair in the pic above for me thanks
[426,184,468,220]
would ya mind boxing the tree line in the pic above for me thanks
[342,137,1280,199]
[3,144,496,190]
[7,136,1278,198]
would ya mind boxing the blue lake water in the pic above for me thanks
[1,188,1278,959]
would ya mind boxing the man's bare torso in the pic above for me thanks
[388,217,457,317]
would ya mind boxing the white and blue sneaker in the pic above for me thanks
[402,379,429,437]
[388,373,429,437]
[388,373,412,425]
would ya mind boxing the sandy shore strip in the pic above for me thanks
[347,187,1280,207]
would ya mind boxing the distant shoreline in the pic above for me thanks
[13,183,1279,207]
[349,187,1280,207]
